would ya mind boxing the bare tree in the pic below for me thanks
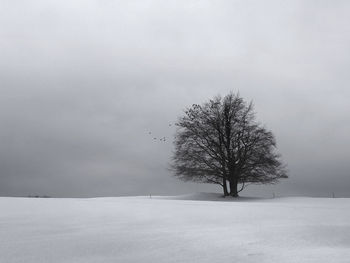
[171,92,287,197]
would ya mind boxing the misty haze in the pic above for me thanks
[1,1,350,262]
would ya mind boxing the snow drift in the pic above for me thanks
[0,193,349,262]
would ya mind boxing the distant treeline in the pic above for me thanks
[27,195,51,198]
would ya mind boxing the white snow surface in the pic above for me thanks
[1,193,350,263]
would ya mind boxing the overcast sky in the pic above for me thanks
[1,0,350,197]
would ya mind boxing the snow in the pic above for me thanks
[1,193,350,262]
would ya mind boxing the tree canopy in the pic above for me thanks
[171,92,287,197]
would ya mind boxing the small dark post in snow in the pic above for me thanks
[332,192,335,198]
[272,192,275,199]
[150,194,152,199]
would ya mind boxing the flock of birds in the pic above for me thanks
[148,123,173,143]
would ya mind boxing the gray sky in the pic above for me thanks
[1,0,350,197]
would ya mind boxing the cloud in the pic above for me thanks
[1,0,350,197]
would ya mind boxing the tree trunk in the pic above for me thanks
[223,178,228,196]
[229,179,239,197]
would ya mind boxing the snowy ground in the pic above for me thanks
[1,194,350,263]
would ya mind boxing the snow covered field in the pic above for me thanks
[1,194,350,263]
